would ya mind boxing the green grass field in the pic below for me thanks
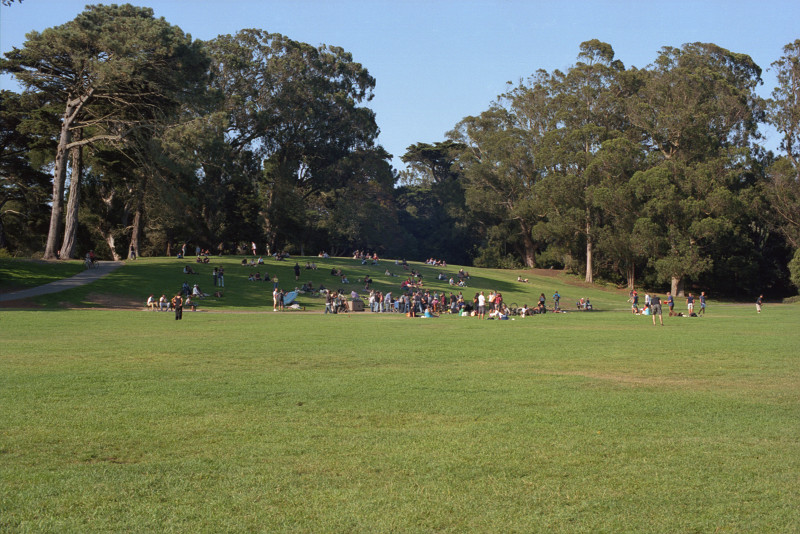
[1,258,798,532]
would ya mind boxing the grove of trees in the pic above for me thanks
[1,4,799,297]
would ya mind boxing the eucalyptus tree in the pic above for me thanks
[764,39,800,250]
[1,4,209,259]
[450,100,545,268]
[535,40,628,282]
[204,29,386,253]
[627,43,763,295]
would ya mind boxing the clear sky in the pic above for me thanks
[2,0,798,169]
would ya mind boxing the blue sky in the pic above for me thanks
[2,0,798,169]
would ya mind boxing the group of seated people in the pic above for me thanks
[183,265,199,274]
[304,262,318,270]
[241,257,265,266]
[517,276,529,283]
[147,293,197,311]
[247,272,271,282]
[195,255,210,264]
[576,298,593,310]
[425,258,447,267]
[353,250,379,262]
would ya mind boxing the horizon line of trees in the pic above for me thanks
[1,4,799,297]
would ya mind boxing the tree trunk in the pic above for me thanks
[585,233,593,283]
[60,138,83,259]
[129,207,142,259]
[103,232,120,261]
[671,276,684,297]
[627,266,635,290]
[43,120,72,259]
[519,220,536,268]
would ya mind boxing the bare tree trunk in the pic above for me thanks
[626,264,635,290]
[43,120,72,260]
[519,220,536,268]
[129,207,142,259]
[103,232,120,261]
[671,276,684,297]
[60,137,83,259]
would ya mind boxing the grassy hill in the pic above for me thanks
[1,255,637,312]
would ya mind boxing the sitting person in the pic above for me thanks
[147,294,156,311]
[585,299,593,310]
[305,262,312,269]
[181,281,191,296]
[422,307,438,318]
[340,274,349,284]
[159,294,169,311]
[241,258,248,266]
[192,284,206,298]
[257,256,264,264]
[310,262,318,270]
[184,295,197,311]
[248,273,255,281]
[520,304,529,317]
[254,272,262,281]
[183,265,197,275]
[517,275,529,283]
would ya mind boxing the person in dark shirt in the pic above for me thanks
[756,294,763,314]
[650,294,663,326]
[667,292,674,316]
[699,291,706,315]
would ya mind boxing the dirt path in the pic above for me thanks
[0,261,124,304]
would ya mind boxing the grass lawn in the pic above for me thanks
[1,258,798,532]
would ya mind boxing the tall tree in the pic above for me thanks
[204,29,386,253]
[764,39,800,249]
[1,4,209,259]
[627,43,763,294]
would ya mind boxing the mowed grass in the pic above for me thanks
[2,296,798,532]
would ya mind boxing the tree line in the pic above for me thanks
[1,4,798,297]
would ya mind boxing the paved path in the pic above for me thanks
[0,261,125,302]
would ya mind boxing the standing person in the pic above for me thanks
[172,293,183,320]
[273,286,280,312]
[666,292,674,316]
[218,267,225,288]
[294,262,301,281]
[686,293,695,315]
[477,291,486,319]
[650,294,663,326]
[699,291,707,316]
[539,293,546,311]
[553,291,560,311]
[631,291,639,314]
[324,289,332,314]
[129,244,136,260]
[756,294,763,314]
[181,243,186,257]
[251,241,257,256]
[213,267,219,287]
[278,289,285,311]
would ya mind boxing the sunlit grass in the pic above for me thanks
[1,301,798,531]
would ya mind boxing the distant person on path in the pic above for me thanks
[687,293,695,315]
[650,294,663,326]
[699,292,707,316]
[756,294,763,314]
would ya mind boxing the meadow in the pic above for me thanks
[1,257,798,532]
